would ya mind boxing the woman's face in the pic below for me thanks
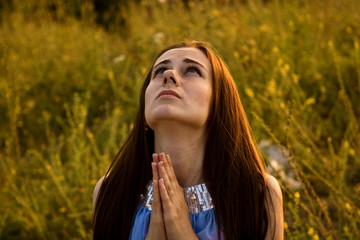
[145,47,213,130]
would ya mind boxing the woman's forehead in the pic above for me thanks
[154,47,210,68]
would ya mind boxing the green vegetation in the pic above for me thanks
[1,0,359,239]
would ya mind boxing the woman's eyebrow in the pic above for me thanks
[153,59,171,70]
[153,58,206,70]
[183,58,206,70]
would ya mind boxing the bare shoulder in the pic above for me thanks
[93,176,106,210]
[266,174,283,203]
[265,174,284,240]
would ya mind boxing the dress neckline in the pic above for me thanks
[140,181,214,214]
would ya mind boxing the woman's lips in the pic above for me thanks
[157,90,180,99]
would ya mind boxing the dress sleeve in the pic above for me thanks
[129,205,151,240]
[190,209,224,240]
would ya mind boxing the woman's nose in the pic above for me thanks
[162,70,178,86]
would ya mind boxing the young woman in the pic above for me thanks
[93,41,283,240]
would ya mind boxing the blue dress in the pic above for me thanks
[129,182,223,240]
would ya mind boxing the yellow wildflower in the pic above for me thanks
[42,110,51,121]
[320,86,326,94]
[108,71,114,81]
[267,79,276,95]
[62,54,70,62]
[284,222,288,229]
[292,73,299,84]
[280,64,290,76]
[56,176,65,182]
[87,131,94,139]
[272,46,279,54]
[349,148,355,156]
[113,107,121,115]
[211,9,219,16]
[259,24,270,33]
[315,73,322,80]
[233,51,239,59]
[328,40,334,48]
[308,227,314,236]
[59,207,67,213]
[345,202,352,212]
[304,98,316,106]
[245,88,254,98]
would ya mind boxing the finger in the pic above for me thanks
[152,153,159,163]
[158,161,174,197]
[152,154,160,180]
[152,162,159,180]
[165,154,174,168]
[159,178,172,211]
[159,153,174,183]
[164,154,176,182]
[158,154,168,178]
[148,180,168,240]
[151,180,162,217]
[158,153,168,179]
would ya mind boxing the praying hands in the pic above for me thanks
[145,153,199,240]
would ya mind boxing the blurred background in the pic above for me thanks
[0,0,359,239]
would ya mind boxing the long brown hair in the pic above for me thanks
[93,41,271,239]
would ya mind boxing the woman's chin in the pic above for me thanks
[147,106,180,119]
[146,107,207,130]
[148,116,207,132]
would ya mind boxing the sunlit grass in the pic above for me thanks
[0,0,359,239]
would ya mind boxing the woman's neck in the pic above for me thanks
[153,125,206,187]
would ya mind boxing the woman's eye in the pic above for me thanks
[186,66,201,76]
[153,67,166,77]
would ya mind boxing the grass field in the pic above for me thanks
[1,0,359,239]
